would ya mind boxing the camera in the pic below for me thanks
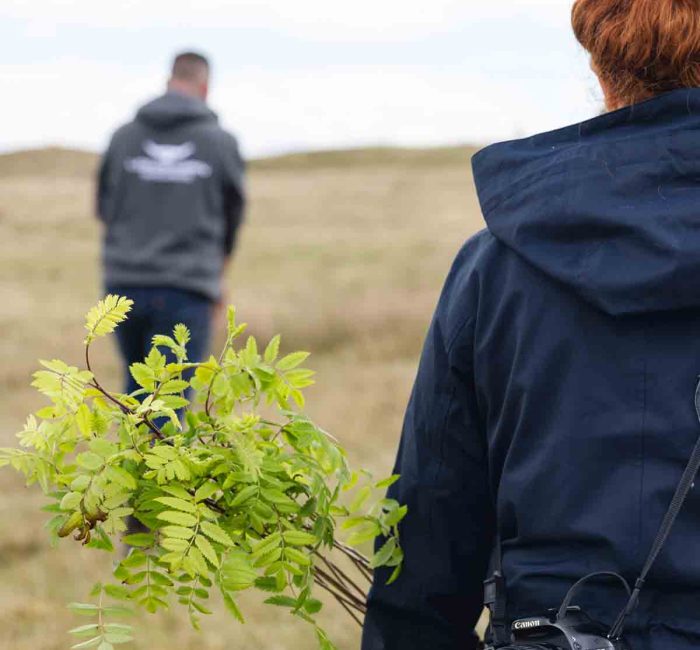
[496,606,631,650]
[483,569,634,650]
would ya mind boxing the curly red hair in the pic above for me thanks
[572,0,700,108]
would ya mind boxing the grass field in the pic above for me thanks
[0,144,485,649]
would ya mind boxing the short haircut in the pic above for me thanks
[171,51,210,82]
[572,0,700,107]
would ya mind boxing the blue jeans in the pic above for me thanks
[106,286,213,396]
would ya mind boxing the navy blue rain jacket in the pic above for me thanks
[362,88,700,650]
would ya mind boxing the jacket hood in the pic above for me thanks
[473,88,700,316]
[135,91,217,129]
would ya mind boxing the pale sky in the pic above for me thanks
[1,0,603,158]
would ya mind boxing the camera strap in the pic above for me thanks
[608,377,700,639]
[484,534,510,647]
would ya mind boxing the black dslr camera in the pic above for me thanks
[506,605,631,650]
[484,568,635,650]
[482,381,700,650]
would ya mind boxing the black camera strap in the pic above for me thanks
[608,377,700,639]
[484,534,510,647]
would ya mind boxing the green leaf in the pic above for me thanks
[221,551,257,585]
[60,492,83,511]
[105,466,137,491]
[68,603,100,616]
[186,546,209,575]
[101,606,134,617]
[347,521,381,546]
[284,547,311,567]
[251,532,282,558]
[304,598,323,615]
[156,511,198,527]
[199,521,233,547]
[129,363,155,391]
[264,595,297,608]
[159,485,191,500]
[259,487,295,506]
[151,334,177,350]
[349,486,372,513]
[103,585,131,601]
[76,452,103,471]
[104,632,132,645]
[315,626,338,650]
[120,551,148,568]
[174,323,191,346]
[70,476,91,493]
[386,563,402,585]
[277,351,310,371]
[154,497,196,513]
[375,474,400,490]
[264,335,281,363]
[194,535,219,567]
[194,482,219,502]
[384,504,408,527]
[69,624,100,638]
[190,600,212,615]
[150,572,174,587]
[75,403,93,437]
[84,294,133,344]
[89,438,118,458]
[71,637,102,649]
[230,484,258,507]
[161,395,189,410]
[161,537,190,552]
[159,379,190,395]
[281,530,317,547]
[160,526,195,540]
[222,591,245,623]
[145,347,166,371]
[370,538,396,568]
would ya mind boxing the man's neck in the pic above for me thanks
[167,79,206,102]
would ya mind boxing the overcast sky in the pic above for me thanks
[2,0,603,158]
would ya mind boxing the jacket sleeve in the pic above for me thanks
[362,241,495,650]
[96,139,114,222]
[220,133,246,256]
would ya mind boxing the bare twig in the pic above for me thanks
[314,572,364,627]
[86,344,165,441]
[316,552,367,601]
[313,565,367,611]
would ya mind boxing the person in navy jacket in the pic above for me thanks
[362,2,700,649]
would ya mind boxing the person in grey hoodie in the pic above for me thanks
[96,51,245,394]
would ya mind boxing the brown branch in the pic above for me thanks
[313,569,366,618]
[333,539,372,570]
[314,573,364,627]
[85,343,165,440]
[332,540,373,583]
[312,565,367,611]
[316,552,367,602]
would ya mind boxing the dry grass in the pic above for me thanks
[0,144,485,649]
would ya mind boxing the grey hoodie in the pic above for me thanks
[97,91,245,301]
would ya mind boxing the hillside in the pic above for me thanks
[0,143,481,178]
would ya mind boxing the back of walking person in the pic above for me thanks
[363,2,700,649]
[96,51,245,391]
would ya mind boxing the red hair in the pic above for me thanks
[572,0,700,107]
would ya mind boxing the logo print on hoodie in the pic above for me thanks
[124,140,213,183]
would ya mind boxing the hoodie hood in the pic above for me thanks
[473,88,700,316]
[135,91,217,130]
